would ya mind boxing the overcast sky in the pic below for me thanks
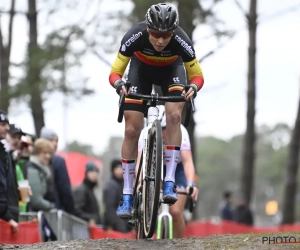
[1,0,300,154]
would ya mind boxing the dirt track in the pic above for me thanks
[2,233,300,250]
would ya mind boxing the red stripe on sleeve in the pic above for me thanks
[109,73,122,88]
[190,76,204,91]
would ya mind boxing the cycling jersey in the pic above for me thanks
[138,124,191,162]
[109,21,204,91]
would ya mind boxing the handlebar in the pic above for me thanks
[117,81,195,127]
[177,187,196,213]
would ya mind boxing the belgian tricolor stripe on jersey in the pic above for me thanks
[168,85,183,92]
[164,145,180,151]
[134,52,178,66]
[125,98,143,105]
[122,159,136,164]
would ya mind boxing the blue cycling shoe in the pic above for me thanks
[116,194,133,219]
[163,181,178,204]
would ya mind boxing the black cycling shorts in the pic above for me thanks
[124,54,187,113]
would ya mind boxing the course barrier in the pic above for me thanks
[1,216,300,245]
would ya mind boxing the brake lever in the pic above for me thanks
[188,187,196,213]
[119,93,125,108]
[190,97,195,112]
[118,81,132,123]
[184,85,196,112]
[119,82,132,107]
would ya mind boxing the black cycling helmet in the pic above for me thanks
[145,3,179,33]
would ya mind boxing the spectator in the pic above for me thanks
[25,138,58,242]
[73,162,102,226]
[15,134,34,212]
[234,197,254,226]
[103,159,132,233]
[220,190,234,221]
[40,127,74,214]
[6,124,25,164]
[0,110,19,232]
[25,138,56,212]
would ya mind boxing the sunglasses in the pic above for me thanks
[148,30,173,39]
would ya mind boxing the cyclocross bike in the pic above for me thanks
[118,81,195,239]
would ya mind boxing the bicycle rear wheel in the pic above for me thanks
[143,119,162,238]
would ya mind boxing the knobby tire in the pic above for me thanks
[143,119,162,238]
[134,151,145,239]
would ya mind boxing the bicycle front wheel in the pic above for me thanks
[143,119,162,238]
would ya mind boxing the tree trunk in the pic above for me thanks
[240,0,257,205]
[281,80,300,224]
[27,0,45,136]
[0,48,10,114]
[0,0,16,113]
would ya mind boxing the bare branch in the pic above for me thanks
[198,51,214,63]
[259,3,300,23]
[0,9,26,15]
[79,0,102,25]
[91,49,113,68]
[198,31,236,63]
[10,62,23,67]
[234,0,248,17]
[7,0,16,55]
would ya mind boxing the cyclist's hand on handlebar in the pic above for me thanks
[182,85,197,101]
[186,185,199,201]
[120,85,131,96]
[116,80,131,96]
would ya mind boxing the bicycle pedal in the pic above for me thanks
[128,219,135,226]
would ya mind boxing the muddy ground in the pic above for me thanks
[2,233,300,250]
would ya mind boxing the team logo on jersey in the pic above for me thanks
[125,31,143,47]
[173,77,180,84]
[175,35,195,57]
[131,86,138,93]
[121,44,126,52]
